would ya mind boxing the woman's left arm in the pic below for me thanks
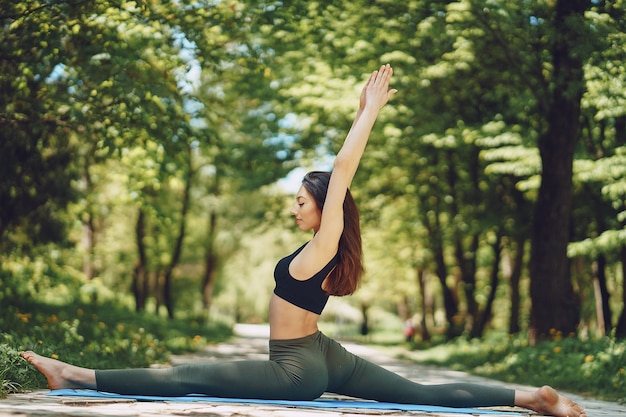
[312,64,397,255]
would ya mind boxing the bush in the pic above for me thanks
[0,259,232,397]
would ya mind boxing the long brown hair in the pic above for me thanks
[301,171,364,296]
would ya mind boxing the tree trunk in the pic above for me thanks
[508,177,531,335]
[471,232,502,339]
[424,198,460,338]
[397,294,411,322]
[592,254,611,336]
[457,234,479,335]
[132,208,148,312]
[154,267,162,314]
[507,235,525,335]
[201,165,223,316]
[202,210,218,314]
[360,302,369,336]
[162,146,193,319]
[528,0,588,343]
[416,267,431,342]
[452,144,481,337]
[613,118,626,338]
[419,148,460,338]
[433,235,461,338]
[615,245,626,338]
[81,168,96,281]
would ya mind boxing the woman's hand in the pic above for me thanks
[359,64,398,111]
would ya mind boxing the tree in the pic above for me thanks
[527,0,593,342]
[4,0,624,338]
[567,1,626,338]
[169,0,306,317]
[0,0,83,248]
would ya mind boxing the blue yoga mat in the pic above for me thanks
[48,389,521,415]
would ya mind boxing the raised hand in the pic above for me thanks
[359,64,398,112]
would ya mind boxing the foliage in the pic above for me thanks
[0,286,232,397]
[0,251,232,397]
[569,147,626,257]
[256,0,625,340]
[1,0,625,362]
[0,344,25,399]
[395,333,626,402]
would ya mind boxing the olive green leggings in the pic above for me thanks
[96,331,514,407]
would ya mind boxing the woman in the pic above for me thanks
[22,64,586,417]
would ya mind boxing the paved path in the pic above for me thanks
[2,324,624,417]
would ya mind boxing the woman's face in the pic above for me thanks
[291,186,322,233]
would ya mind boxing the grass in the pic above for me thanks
[374,332,626,404]
[0,299,232,398]
[4,302,625,404]
[321,310,626,403]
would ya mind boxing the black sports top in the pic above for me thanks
[273,243,339,315]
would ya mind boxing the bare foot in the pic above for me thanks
[20,351,96,390]
[526,386,587,417]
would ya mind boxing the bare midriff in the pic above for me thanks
[269,293,320,340]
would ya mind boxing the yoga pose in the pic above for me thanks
[22,64,585,417]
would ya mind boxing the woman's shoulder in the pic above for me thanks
[289,238,338,279]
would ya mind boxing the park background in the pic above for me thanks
[1,0,625,402]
